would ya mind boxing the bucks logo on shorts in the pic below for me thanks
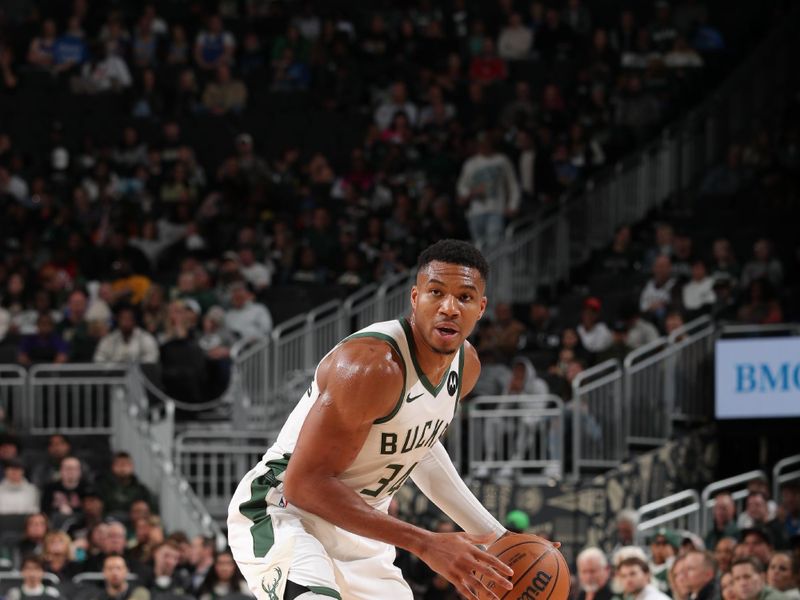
[261,566,282,600]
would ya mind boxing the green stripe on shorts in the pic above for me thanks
[307,585,342,599]
[238,453,291,558]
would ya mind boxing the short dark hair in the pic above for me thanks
[417,239,489,282]
[21,555,44,570]
[618,556,650,573]
[732,556,765,573]
[113,451,132,461]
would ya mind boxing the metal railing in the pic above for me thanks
[0,365,26,430]
[700,470,768,534]
[624,338,671,446]
[174,430,275,519]
[773,454,800,501]
[668,316,715,423]
[572,360,624,477]
[467,395,565,481]
[636,490,702,545]
[111,391,225,549]
[26,363,128,434]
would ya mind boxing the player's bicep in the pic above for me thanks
[285,342,403,484]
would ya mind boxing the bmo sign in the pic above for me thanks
[715,337,800,419]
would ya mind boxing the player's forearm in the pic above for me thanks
[411,442,506,540]
[284,475,432,556]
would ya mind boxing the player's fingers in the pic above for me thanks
[457,578,481,599]
[473,547,514,578]
[471,563,513,594]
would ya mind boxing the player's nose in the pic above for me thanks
[439,294,459,316]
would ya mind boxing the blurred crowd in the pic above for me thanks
[0,0,737,409]
[0,433,251,599]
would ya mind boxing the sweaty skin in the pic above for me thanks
[282,261,514,599]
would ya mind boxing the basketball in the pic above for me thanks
[477,533,571,600]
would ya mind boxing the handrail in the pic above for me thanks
[668,315,714,344]
[636,489,702,544]
[773,454,800,501]
[700,469,767,533]
[623,337,669,370]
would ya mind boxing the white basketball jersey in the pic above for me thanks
[260,318,464,508]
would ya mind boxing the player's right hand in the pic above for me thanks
[418,531,514,600]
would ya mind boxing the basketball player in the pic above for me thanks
[228,240,517,599]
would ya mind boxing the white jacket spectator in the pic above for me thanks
[457,134,520,248]
[94,307,159,363]
[577,297,613,353]
[374,81,418,130]
[225,281,273,340]
[76,52,132,93]
[682,260,716,311]
[0,460,40,514]
[498,14,533,59]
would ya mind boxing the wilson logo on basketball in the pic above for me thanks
[518,571,552,599]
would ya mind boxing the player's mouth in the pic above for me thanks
[434,324,460,340]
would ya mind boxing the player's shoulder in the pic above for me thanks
[319,335,405,389]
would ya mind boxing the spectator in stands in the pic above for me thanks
[188,536,216,594]
[683,550,718,600]
[27,19,58,70]
[644,224,675,271]
[196,549,251,600]
[374,81,418,131]
[739,492,786,542]
[238,246,274,292]
[621,301,661,349]
[64,488,105,542]
[598,225,639,275]
[707,493,740,550]
[17,314,68,366]
[97,452,152,519]
[94,305,159,364]
[523,301,560,353]
[31,435,88,490]
[649,529,680,594]
[740,527,779,566]
[0,458,39,514]
[5,555,60,600]
[224,281,273,340]
[779,483,800,540]
[618,556,672,600]
[100,554,150,600]
[503,356,549,395]
[710,239,740,284]
[41,456,86,520]
[767,552,800,600]
[457,132,520,249]
[613,511,639,554]
[53,16,88,74]
[73,42,133,94]
[18,513,48,559]
[721,572,736,600]
[202,65,247,115]
[194,14,235,71]
[683,259,717,317]
[700,144,748,197]
[498,13,533,60]
[640,256,676,326]
[732,556,786,600]
[715,538,738,575]
[41,530,79,581]
[741,239,784,289]
[577,297,613,354]
[159,299,208,407]
[576,547,614,600]
[671,554,691,600]
[144,541,190,595]
[58,290,96,362]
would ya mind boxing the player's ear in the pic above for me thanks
[410,285,418,311]
[478,296,487,319]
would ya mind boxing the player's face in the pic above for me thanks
[411,261,486,355]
